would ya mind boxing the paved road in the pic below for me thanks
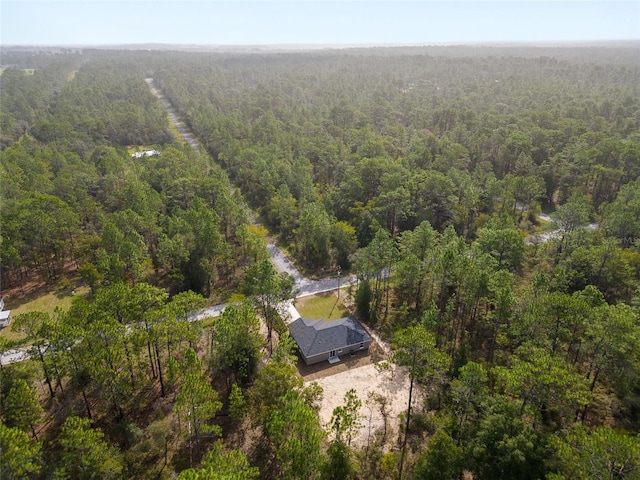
[524,216,599,245]
[1,348,29,364]
[184,240,355,329]
[267,237,355,297]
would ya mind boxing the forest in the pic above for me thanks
[1,44,639,479]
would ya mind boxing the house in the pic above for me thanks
[289,316,372,365]
[0,296,10,329]
[131,149,160,159]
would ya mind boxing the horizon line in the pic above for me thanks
[3,39,639,49]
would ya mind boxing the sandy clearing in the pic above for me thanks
[307,362,412,447]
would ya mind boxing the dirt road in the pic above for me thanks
[145,78,202,154]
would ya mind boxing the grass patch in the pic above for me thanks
[0,325,27,343]
[0,285,90,342]
[8,285,90,318]
[295,293,349,321]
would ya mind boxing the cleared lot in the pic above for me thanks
[306,362,412,447]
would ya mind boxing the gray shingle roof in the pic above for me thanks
[289,316,372,358]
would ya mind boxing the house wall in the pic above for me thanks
[302,339,372,365]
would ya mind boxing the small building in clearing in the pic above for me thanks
[289,316,372,365]
[0,296,10,329]
[131,150,160,159]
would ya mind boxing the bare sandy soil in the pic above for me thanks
[306,361,412,448]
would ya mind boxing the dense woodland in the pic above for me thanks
[1,44,640,479]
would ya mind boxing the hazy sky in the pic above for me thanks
[2,1,639,46]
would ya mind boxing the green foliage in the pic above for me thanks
[581,302,640,399]
[211,302,264,384]
[228,383,246,421]
[330,221,358,269]
[270,333,298,364]
[300,382,325,412]
[354,228,397,323]
[177,440,259,480]
[10,310,59,398]
[330,389,363,446]
[242,258,296,353]
[321,440,356,480]
[124,417,176,478]
[37,61,172,147]
[470,397,547,480]
[3,46,640,480]
[355,279,372,322]
[378,450,399,480]
[0,61,71,145]
[266,390,325,480]
[176,199,230,296]
[600,178,640,241]
[0,422,42,479]
[57,416,123,480]
[391,323,450,478]
[391,324,449,384]
[551,425,640,480]
[394,221,439,312]
[295,202,333,269]
[174,349,223,445]
[3,378,43,437]
[1,192,80,278]
[248,361,303,424]
[555,191,592,233]
[414,429,464,480]
[450,361,489,430]
[266,184,298,242]
[475,220,525,272]
[494,343,591,426]
[169,291,206,322]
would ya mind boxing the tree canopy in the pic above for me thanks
[1,44,638,480]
